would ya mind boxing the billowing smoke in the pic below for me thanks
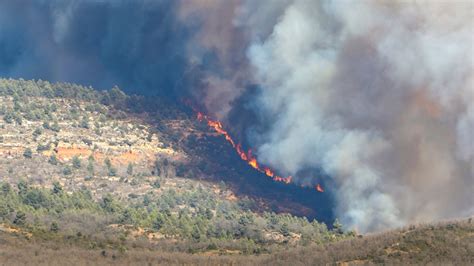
[0,0,472,232]
[0,0,244,105]
[238,0,474,232]
[177,0,251,120]
[0,0,192,96]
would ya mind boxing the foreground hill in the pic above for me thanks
[0,218,472,265]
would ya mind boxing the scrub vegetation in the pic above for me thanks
[0,79,472,265]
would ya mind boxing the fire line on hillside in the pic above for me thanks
[196,112,323,192]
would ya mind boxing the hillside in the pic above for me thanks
[0,78,348,256]
[0,78,333,221]
[0,218,472,265]
[0,78,472,265]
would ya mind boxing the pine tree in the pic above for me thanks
[87,160,94,175]
[72,156,81,169]
[48,154,59,165]
[127,163,133,176]
[205,208,214,220]
[280,223,290,237]
[1,183,11,194]
[153,214,165,230]
[17,180,28,195]
[63,166,72,176]
[23,148,33,158]
[13,211,26,226]
[332,218,344,234]
[52,182,63,194]
[50,222,59,232]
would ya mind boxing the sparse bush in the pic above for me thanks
[104,158,112,168]
[153,214,165,230]
[33,127,43,138]
[13,211,26,226]
[72,156,81,169]
[3,112,14,123]
[17,180,28,195]
[108,167,117,177]
[100,194,120,213]
[280,223,290,237]
[63,166,72,176]
[128,193,138,199]
[23,148,33,158]
[50,222,59,232]
[52,182,63,194]
[48,154,59,165]
[152,179,161,189]
[87,160,94,175]
[80,116,89,129]
[36,143,50,152]
[50,121,60,132]
[333,218,343,234]
[127,163,133,176]
[1,183,11,194]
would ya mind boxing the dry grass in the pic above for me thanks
[259,218,474,265]
[0,232,262,266]
[1,218,472,265]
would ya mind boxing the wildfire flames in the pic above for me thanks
[197,112,323,192]
[316,184,324,193]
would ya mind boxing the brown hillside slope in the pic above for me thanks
[0,218,472,265]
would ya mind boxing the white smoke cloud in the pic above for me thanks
[239,0,473,232]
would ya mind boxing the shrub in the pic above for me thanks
[80,116,89,129]
[48,154,59,165]
[127,163,134,176]
[13,211,27,226]
[63,166,72,176]
[52,182,63,194]
[1,183,11,194]
[33,127,43,137]
[72,156,81,169]
[23,148,33,158]
[108,167,117,177]
[50,222,59,232]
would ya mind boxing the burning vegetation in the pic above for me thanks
[197,112,323,192]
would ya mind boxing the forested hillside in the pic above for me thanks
[0,78,348,257]
[1,79,472,265]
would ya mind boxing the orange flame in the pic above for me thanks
[248,158,259,169]
[196,111,323,192]
[196,112,301,186]
[316,184,324,192]
[236,144,248,160]
[264,168,274,177]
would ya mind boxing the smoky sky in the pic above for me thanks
[0,0,204,97]
[243,0,473,232]
[1,0,472,233]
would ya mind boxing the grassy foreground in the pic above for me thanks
[1,218,472,265]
